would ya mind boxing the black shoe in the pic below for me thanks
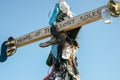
[39,37,57,47]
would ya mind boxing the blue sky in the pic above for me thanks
[0,0,120,80]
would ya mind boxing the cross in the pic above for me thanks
[0,1,120,62]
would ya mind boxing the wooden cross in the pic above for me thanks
[15,0,120,48]
[1,1,120,58]
[16,5,107,48]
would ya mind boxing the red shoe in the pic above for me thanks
[43,68,55,80]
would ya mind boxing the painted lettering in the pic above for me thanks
[80,9,101,21]
[59,19,75,29]
[35,31,41,37]
[44,28,50,34]
[17,34,32,44]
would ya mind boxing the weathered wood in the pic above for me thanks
[16,5,107,48]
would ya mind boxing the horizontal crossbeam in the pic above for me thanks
[15,5,107,48]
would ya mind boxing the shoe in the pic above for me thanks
[39,37,57,47]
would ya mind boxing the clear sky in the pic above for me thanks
[0,0,120,80]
